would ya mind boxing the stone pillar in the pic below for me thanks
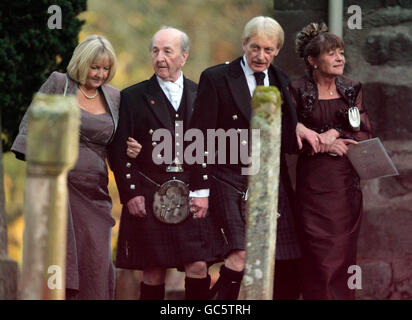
[242,86,282,300]
[20,93,79,300]
[0,111,18,300]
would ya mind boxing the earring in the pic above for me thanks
[314,65,318,69]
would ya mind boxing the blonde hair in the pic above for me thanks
[241,16,284,49]
[67,35,117,85]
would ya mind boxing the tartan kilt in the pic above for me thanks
[209,167,248,257]
[209,166,301,260]
[115,178,220,270]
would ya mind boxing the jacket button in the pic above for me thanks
[202,163,207,168]
[126,174,131,179]
[203,175,208,180]
[126,162,131,168]
[149,129,154,134]
[130,184,135,190]
[152,142,157,146]
[232,115,238,120]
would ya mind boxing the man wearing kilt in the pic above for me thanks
[189,16,321,300]
[108,27,214,300]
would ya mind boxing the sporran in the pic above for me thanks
[153,179,190,224]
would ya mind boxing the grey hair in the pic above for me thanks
[149,26,190,53]
[241,16,284,49]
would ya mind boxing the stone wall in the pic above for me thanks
[274,0,412,300]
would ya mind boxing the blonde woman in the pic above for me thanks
[11,35,140,299]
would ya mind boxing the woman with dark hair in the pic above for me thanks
[289,23,373,299]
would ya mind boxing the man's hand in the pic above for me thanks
[296,122,323,153]
[127,196,146,217]
[318,129,340,153]
[327,138,358,156]
[126,137,142,159]
[189,197,208,219]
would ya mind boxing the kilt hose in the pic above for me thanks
[209,165,302,299]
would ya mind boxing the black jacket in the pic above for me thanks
[108,74,197,204]
[189,57,298,191]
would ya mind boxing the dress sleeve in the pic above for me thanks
[10,72,60,160]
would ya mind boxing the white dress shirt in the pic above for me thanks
[156,72,184,111]
[240,55,270,96]
[156,73,208,198]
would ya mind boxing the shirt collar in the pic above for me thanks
[241,55,269,78]
[156,72,184,90]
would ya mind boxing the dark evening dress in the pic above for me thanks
[65,109,116,300]
[290,76,372,300]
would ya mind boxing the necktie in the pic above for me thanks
[253,72,265,86]
[166,83,181,111]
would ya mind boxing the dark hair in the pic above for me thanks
[296,22,344,73]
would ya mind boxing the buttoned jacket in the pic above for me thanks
[107,74,197,204]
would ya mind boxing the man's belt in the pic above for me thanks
[166,163,183,172]
[135,170,190,224]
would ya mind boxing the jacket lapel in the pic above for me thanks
[100,85,118,134]
[66,74,119,140]
[143,75,174,133]
[225,57,252,121]
[184,77,196,124]
[65,75,78,96]
[268,65,287,106]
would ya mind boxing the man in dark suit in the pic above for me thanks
[108,27,213,300]
[189,16,321,300]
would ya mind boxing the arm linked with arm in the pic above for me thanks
[107,90,143,205]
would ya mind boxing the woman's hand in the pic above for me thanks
[126,137,142,159]
[327,138,358,156]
